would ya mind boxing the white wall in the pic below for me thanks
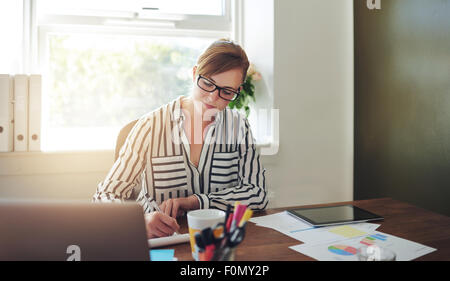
[242,0,354,208]
[0,151,113,201]
[0,0,354,208]
[268,0,354,207]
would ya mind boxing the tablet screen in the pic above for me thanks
[287,205,383,226]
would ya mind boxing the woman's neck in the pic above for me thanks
[180,96,214,144]
[181,96,215,125]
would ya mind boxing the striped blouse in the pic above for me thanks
[93,95,268,213]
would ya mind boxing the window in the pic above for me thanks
[38,0,225,17]
[0,1,24,74]
[36,0,232,151]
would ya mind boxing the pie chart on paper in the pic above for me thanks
[328,245,358,256]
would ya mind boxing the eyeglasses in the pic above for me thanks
[197,75,241,101]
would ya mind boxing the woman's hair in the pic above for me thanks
[195,38,250,82]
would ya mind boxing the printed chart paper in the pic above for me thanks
[289,231,436,261]
[288,223,380,245]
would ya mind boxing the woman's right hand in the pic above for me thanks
[144,211,180,238]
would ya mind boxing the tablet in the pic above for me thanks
[287,205,383,227]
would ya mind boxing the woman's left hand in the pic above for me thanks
[159,195,200,218]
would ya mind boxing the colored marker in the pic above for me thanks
[239,209,253,227]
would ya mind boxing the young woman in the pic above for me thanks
[94,39,268,238]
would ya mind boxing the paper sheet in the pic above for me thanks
[250,211,379,243]
[249,211,314,235]
[148,233,190,248]
[251,211,436,261]
[289,231,436,261]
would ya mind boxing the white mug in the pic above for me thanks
[187,209,225,261]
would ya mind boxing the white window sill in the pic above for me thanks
[0,142,278,176]
[0,150,115,176]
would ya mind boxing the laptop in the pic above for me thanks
[0,200,150,261]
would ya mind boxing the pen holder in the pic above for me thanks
[217,247,236,261]
[187,209,226,261]
[199,246,236,261]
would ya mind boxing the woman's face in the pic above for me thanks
[191,66,243,112]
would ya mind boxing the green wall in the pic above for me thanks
[354,0,450,216]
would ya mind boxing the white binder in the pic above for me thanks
[13,75,29,152]
[28,75,41,151]
[0,74,14,152]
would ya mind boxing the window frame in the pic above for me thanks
[36,0,232,33]
[19,0,274,154]
[35,0,236,152]
[36,0,235,75]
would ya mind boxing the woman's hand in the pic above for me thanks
[144,211,180,238]
[159,195,200,218]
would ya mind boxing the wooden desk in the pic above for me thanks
[163,198,450,261]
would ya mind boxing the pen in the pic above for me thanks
[233,201,240,212]
[235,204,247,223]
[238,209,253,227]
[230,204,247,232]
[225,214,233,232]
[229,202,241,232]
[224,205,231,229]
[151,200,179,235]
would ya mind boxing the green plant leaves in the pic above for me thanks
[228,75,257,117]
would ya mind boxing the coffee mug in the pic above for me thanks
[187,209,225,260]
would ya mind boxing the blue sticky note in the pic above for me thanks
[150,249,175,261]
